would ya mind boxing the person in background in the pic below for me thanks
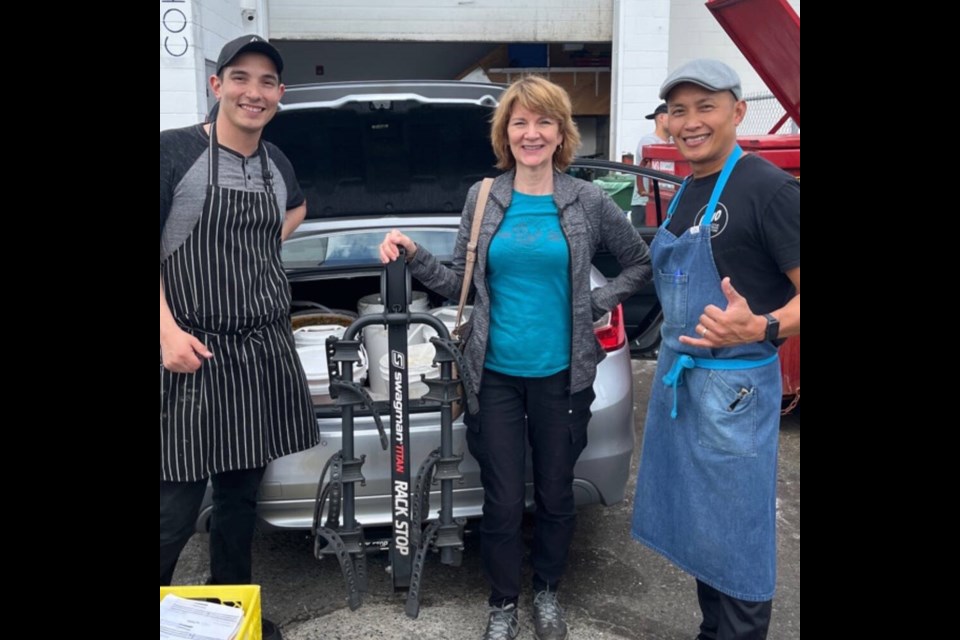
[160,35,317,640]
[630,103,672,224]
[380,76,652,640]
[639,102,671,153]
[631,59,800,640]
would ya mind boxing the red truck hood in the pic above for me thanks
[707,0,800,128]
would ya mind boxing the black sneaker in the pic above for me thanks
[532,589,567,640]
[482,603,519,640]
[262,617,283,640]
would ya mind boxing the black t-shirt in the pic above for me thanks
[666,154,800,314]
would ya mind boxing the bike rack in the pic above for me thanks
[314,248,478,617]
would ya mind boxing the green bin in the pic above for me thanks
[593,175,635,213]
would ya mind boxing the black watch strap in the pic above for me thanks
[762,313,780,342]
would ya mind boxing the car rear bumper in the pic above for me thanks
[195,345,634,531]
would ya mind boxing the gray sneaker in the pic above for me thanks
[533,589,567,640]
[482,603,519,640]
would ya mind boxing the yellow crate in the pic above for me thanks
[160,584,262,640]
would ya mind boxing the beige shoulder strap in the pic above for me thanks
[454,177,494,332]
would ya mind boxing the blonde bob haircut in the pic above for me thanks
[490,76,581,172]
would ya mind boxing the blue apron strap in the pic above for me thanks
[701,145,742,229]
[663,178,691,228]
[662,355,695,419]
[663,145,744,229]
[661,351,778,420]
[693,353,778,371]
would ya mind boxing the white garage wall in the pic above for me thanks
[161,0,799,146]
[160,0,207,130]
[160,0,270,130]
[268,0,613,42]
[612,0,672,162]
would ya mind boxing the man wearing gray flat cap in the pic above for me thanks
[631,58,800,640]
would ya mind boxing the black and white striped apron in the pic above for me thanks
[160,123,317,482]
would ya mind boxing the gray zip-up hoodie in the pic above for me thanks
[409,169,652,402]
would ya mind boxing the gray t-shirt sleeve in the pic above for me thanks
[635,133,665,163]
[161,144,172,238]
[160,126,207,239]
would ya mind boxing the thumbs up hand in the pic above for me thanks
[679,278,766,348]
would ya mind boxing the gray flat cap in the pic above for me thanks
[659,59,742,101]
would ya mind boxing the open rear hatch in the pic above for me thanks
[265,81,503,219]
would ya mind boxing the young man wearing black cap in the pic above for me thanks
[631,59,800,640]
[160,36,317,637]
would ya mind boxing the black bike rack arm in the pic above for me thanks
[312,333,384,611]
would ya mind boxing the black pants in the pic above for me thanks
[696,580,773,640]
[466,369,593,606]
[159,467,267,586]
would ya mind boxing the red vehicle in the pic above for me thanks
[642,0,800,409]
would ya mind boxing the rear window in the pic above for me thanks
[266,102,498,219]
[282,228,458,270]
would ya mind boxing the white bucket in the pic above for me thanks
[293,324,347,348]
[366,325,430,395]
[357,291,430,316]
[377,343,440,400]
[359,292,432,395]
[296,344,368,399]
[295,325,367,399]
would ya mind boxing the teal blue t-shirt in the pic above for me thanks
[485,191,571,377]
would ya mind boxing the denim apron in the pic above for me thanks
[631,146,782,601]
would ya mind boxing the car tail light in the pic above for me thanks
[594,304,626,352]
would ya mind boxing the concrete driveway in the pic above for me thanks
[171,359,801,639]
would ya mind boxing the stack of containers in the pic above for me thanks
[358,292,431,397]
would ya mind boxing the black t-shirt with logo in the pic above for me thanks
[666,154,800,314]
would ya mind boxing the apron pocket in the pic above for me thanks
[657,270,689,328]
[697,370,758,457]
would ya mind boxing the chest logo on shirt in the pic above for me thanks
[500,221,564,246]
[693,202,729,238]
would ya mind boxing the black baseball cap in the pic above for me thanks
[216,35,284,77]
[645,103,668,119]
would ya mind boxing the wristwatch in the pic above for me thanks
[762,313,780,343]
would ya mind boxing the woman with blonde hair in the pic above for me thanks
[380,76,651,640]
